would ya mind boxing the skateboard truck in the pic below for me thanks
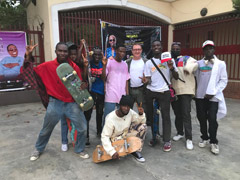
[80,96,93,108]
[97,145,103,160]
[124,139,129,153]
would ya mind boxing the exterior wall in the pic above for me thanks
[26,0,52,61]
[171,0,234,24]
[26,0,235,60]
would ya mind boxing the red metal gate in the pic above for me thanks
[58,8,169,51]
[173,13,240,81]
[0,25,45,66]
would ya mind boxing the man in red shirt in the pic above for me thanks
[29,42,89,161]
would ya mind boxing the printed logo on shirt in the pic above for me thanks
[91,67,103,78]
[200,66,212,72]
[151,64,166,72]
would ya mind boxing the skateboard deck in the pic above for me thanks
[56,63,94,111]
[92,137,142,163]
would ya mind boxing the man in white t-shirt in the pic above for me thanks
[126,43,147,112]
[142,40,179,152]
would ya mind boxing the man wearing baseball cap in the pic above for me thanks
[194,40,228,155]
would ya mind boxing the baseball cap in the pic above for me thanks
[202,40,214,48]
[161,52,172,63]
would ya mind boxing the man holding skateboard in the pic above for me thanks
[101,95,147,162]
[28,42,89,161]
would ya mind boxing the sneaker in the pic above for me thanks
[211,144,219,155]
[79,151,90,159]
[198,140,209,148]
[173,134,184,141]
[30,149,41,161]
[163,142,171,152]
[132,152,145,163]
[148,139,157,147]
[186,139,193,150]
[61,144,68,152]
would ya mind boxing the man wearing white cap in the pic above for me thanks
[195,40,228,155]
[142,40,179,152]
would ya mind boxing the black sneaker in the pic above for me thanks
[131,152,145,163]
[85,138,90,147]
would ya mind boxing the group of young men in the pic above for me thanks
[24,38,227,163]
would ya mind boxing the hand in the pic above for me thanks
[139,73,148,84]
[26,40,38,56]
[205,94,214,99]
[82,54,88,67]
[137,102,144,115]
[102,52,108,66]
[112,152,120,160]
[167,60,174,69]
[80,81,88,90]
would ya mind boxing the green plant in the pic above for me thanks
[233,0,240,11]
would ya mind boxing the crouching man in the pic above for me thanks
[101,95,147,162]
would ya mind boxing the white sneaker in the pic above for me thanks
[186,139,193,150]
[198,140,209,148]
[79,151,90,159]
[211,144,219,155]
[173,134,184,141]
[30,149,41,161]
[61,144,68,152]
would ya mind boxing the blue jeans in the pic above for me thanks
[61,117,68,144]
[35,97,87,153]
[102,102,119,127]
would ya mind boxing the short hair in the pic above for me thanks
[93,46,101,51]
[115,44,125,50]
[132,43,142,50]
[7,44,16,51]
[68,45,77,51]
[55,42,67,50]
[151,40,161,45]
[171,42,181,48]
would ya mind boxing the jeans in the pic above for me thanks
[171,95,192,140]
[102,102,119,127]
[146,89,171,142]
[35,97,87,153]
[61,117,68,144]
[195,98,219,144]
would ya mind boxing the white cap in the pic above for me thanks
[202,40,215,48]
[161,52,172,63]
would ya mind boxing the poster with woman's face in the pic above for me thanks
[0,31,26,89]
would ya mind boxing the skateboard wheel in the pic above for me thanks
[73,70,77,75]
[88,96,93,100]
[80,103,84,108]
[62,77,67,82]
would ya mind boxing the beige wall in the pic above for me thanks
[26,0,235,61]
[171,0,234,24]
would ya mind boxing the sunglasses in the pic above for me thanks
[109,39,116,42]
[8,48,17,52]
[172,42,181,46]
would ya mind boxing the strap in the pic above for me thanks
[150,58,170,86]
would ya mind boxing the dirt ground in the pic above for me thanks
[0,98,239,180]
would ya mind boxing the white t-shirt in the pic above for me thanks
[129,58,145,87]
[144,57,177,92]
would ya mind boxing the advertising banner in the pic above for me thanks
[101,21,161,60]
[0,31,26,90]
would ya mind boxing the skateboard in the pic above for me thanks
[92,137,142,163]
[56,63,94,111]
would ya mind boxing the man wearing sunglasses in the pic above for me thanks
[170,42,198,150]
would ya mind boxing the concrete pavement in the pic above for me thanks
[0,98,240,180]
